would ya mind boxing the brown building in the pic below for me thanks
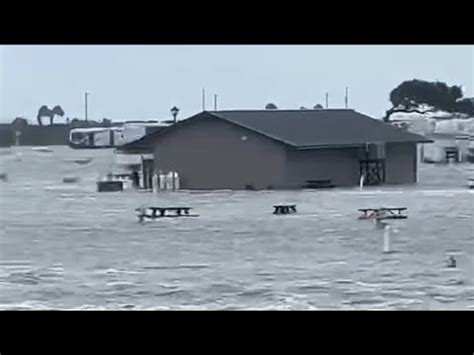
[120,109,431,190]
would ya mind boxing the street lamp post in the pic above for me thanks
[170,106,180,191]
[170,106,179,124]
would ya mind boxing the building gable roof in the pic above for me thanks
[120,109,431,152]
[210,109,431,148]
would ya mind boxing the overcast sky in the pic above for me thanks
[0,45,472,123]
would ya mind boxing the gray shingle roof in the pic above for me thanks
[210,109,431,148]
[120,109,431,152]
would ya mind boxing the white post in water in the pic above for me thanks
[152,173,158,193]
[383,225,391,253]
[15,131,21,146]
[359,174,365,190]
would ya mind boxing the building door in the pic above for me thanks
[360,159,385,185]
[109,130,115,147]
[141,158,154,190]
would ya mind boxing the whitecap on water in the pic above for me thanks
[140,263,210,270]
[433,296,457,303]
[106,281,136,288]
[0,301,51,310]
[355,281,383,288]
[420,189,469,197]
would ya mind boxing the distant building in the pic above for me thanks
[120,109,431,190]
[421,132,474,163]
[389,114,474,163]
[11,117,29,128]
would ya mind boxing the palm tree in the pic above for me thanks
[265,103,278,109]
[36,105,65,125]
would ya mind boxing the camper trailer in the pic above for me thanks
[69,121,170,149]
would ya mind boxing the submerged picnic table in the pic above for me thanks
[273,204,297,215]
[469,179,474,189]
[136,207,197,221]
[358,207,407,220]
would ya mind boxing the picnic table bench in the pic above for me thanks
[97,180,123,192]
[358,207,407,220]
[305,179,335,189]
[273,204,297,215]
[114,173,132,179]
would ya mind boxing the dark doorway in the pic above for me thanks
[360,159,385,186]
[109,130,115,147]
[141,158,154,190]
[445,147,459,162]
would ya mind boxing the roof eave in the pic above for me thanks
[296,139,433,150]
[295,143,364,150]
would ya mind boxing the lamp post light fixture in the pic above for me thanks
[170,106,179,124]
[170,106,180,192]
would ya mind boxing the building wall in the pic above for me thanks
[152,114,288,190]
[0,125,14,147]
[0,124,71,147]
[384,143,417,184]
[422,140,453,163]
[285,147,360,187]
[151,115,420,190]
[421,134,474,163]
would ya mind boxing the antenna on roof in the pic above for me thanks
[345,87,349,109]
[325,93,329,109]
[202,88,206,111]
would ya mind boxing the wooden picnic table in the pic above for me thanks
[273,204,297,215]
[148,207,192,217]
[358,207,407,220]
[136,207,196,222]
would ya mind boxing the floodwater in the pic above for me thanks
[0,146,473,310]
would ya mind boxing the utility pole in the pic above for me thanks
[214,94,217,111]
[345,87,349,109]
[85,92,90,122]
[202,88,206,111]
[325,92,329,109]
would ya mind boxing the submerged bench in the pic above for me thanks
[135,207,198,222]
[97,180,123,192]
[114,173,132,179]
[273,204,297,215]
[305,179,335,189]
[63,176,79,183]
[358,207,407,220]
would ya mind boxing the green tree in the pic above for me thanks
[384,79,473,122]
[265,103,278,109]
